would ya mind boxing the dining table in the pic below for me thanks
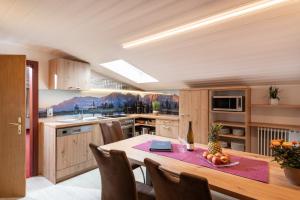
[99,134,300,200]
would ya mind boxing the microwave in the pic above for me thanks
[212,96,244,112]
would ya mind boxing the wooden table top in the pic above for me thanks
[100,134,300,200]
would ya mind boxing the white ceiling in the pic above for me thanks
[0,0,299,90]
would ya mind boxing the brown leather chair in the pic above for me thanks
[144,158,212,200]
[89,143,155,200]
[100,121,145,183]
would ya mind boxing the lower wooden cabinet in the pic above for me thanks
[40,124,103,183]
[156,119,179,139]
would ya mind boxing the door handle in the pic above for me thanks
[9,117,22,135]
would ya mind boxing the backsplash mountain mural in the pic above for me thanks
[39,90,179,117]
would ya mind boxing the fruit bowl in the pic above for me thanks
[202,151,239,168]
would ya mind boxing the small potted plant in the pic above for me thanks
[270,139,300,186]
[269,86,280,105]
[152,101,160,115]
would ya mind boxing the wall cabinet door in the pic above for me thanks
[49,58,90,90]
[75,63,90,90]
[179,90,208,144]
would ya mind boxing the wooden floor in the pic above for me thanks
[4,168,236,200]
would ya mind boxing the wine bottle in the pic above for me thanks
[186,121,194,151]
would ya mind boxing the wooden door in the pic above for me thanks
[0,55,26,197]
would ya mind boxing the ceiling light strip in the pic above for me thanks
[122,0,287,48]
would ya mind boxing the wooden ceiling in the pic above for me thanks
[0,0,299,90]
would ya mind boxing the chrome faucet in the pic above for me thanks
[78,109,84,120]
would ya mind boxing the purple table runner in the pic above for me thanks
[133,141,269,183]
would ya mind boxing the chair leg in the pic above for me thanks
[140,166,146,184]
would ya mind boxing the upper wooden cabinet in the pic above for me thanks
[49,58,91,90]
[179,89,209,144]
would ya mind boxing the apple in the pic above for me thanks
[220,156,230,164]
[215,152,222,157]
[212,156,222,165]
[223,153,229,157]
[202,151,209,159]
[207,154,214,162]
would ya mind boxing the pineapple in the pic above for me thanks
[208,124,223,155]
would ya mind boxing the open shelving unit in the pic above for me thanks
[134,123,156,128]
[134,118,156,135]
[252,104,300,109]
[209,86,251,152]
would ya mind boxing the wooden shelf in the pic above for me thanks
[250,122,300,131]
[134,123,156,127]
[252,104,300,109]
[210,110,245,115]
[213,121,246,128]
[219,134,246,140]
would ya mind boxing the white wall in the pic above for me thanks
[0,42,56,89]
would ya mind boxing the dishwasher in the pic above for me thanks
[56,125,93,173]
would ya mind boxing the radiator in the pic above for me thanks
[257,127,289,156]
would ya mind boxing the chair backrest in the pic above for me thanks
[89,143,137,200]
[100,121,124,144]
[144,158,212,200]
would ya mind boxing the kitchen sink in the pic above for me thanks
[82,117,98,121]
[56,118,81,123]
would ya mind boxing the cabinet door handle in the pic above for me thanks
[162,125,170,129]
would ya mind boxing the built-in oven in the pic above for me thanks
[212,96,244,112]
[119,118,135,138]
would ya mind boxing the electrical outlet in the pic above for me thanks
[47,108,53,117]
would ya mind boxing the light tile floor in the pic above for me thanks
[1,168,237,200]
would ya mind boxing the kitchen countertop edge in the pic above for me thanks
[40,114,179,128]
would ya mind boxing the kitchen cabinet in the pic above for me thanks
[40,124,102,183]
[48,58,90,90]
[179,89,209,144]
[156,119,179,139]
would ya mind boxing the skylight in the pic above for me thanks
[100,59,158,83]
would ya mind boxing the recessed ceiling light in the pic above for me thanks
[122,0,287,48]
[100,59,158,83]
